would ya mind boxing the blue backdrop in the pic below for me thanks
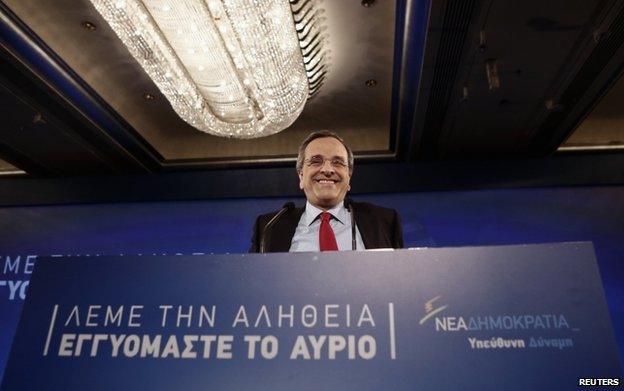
[1,186,623,380]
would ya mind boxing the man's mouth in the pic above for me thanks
[315,179,338,184]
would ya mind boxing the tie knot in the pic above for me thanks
[320,211,332,222]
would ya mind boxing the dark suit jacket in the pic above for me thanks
[249,201,403,253]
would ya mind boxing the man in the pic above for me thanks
[250,130,403,252]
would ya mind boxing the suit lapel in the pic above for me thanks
[354,205,375,249]
[352,201,390,249]
[270,207,305,252]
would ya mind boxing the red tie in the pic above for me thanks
[319,212,338,251]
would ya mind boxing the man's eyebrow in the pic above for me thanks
[307,154,347,160]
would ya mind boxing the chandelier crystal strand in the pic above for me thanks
[290,0,330,98]
[90,0,315,138]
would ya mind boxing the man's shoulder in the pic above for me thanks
[350,201,403,249]
[351,201,399,217]
[254,201,399,224]
[257,209,280,221]
[254,205,305,226]
[250,205,305,253]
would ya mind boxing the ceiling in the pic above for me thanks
[0,158,17,173]
[0,0,623,178]
[3,0,398,161]
[561,70,624,150]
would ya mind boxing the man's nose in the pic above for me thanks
[320,159,335,173]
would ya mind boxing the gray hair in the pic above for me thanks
[296,130,354,174]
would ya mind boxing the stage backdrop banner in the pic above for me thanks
[1,243,621,390]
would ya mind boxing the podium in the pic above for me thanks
[1,243,622,390]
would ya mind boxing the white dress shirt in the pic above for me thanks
[289,201,365,252]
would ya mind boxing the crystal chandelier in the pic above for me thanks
[89,0,328,138]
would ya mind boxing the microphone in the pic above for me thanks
[344,199,357,251]
[260,202,295,253]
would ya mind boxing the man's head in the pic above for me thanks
[296,131,354,210]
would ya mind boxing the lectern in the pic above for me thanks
[2,243,621,390]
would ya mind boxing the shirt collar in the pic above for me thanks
[304,201,347,226]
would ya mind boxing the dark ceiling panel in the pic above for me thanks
[0,76,118,176]
[415,0,480,160]
[411,0,624,160]
[530,1,624,154]
[0,2,165,175]
[561,70,624,150]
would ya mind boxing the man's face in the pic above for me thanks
[299,137,351,209]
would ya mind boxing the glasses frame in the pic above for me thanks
[303,156,349,169]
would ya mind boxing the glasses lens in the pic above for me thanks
[332,159,346,167]
[307,157,323,166]
[306,157,347,168]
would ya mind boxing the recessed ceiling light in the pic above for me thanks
[81,21,97,31]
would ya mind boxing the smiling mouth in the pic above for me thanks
[315,179,338,184]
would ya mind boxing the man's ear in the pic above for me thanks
[298,170,304,190]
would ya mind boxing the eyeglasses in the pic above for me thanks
[304,156,349,169]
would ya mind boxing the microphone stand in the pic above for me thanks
[345,199,357,251]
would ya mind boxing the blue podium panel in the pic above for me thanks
[1,243,621,390]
